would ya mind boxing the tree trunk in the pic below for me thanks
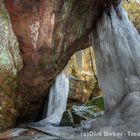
[91,5,140,135]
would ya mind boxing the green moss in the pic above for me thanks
[60,110,74,126]
[85,96,105,110]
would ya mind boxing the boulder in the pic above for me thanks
[71,105,104,124]
[60,110,74,127]
[68,73,98,103]
[0,0,23,131]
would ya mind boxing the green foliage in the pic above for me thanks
[85,96,104,110]
[123,2,140,33]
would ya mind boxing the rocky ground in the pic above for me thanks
[0,126,83,140]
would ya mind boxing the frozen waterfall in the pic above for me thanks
[38,72,69,126]
[46,72,69,125]
[92,5,140,112]
[90,4,140,135]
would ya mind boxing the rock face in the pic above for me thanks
[0,0,23,131]
[72,105,103,125]
[68,74,98,103]
[5,0,109,121]
[60,110,74,127]
[91,5,140,139]
[60,103,104,127]
[66,47,96,73]
[65,47,99,104]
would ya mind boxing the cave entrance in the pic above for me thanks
[39,46,105,127]
[65,47,103,104]
[60,46,105,125]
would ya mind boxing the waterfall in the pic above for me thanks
[90,4,140,133]
[46,72,69,125]
[92,5,140,111]
[39,72,69,126]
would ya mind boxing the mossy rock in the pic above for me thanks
[60,110,74,126]
[85,96,104,110]
[71,105,104,124]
